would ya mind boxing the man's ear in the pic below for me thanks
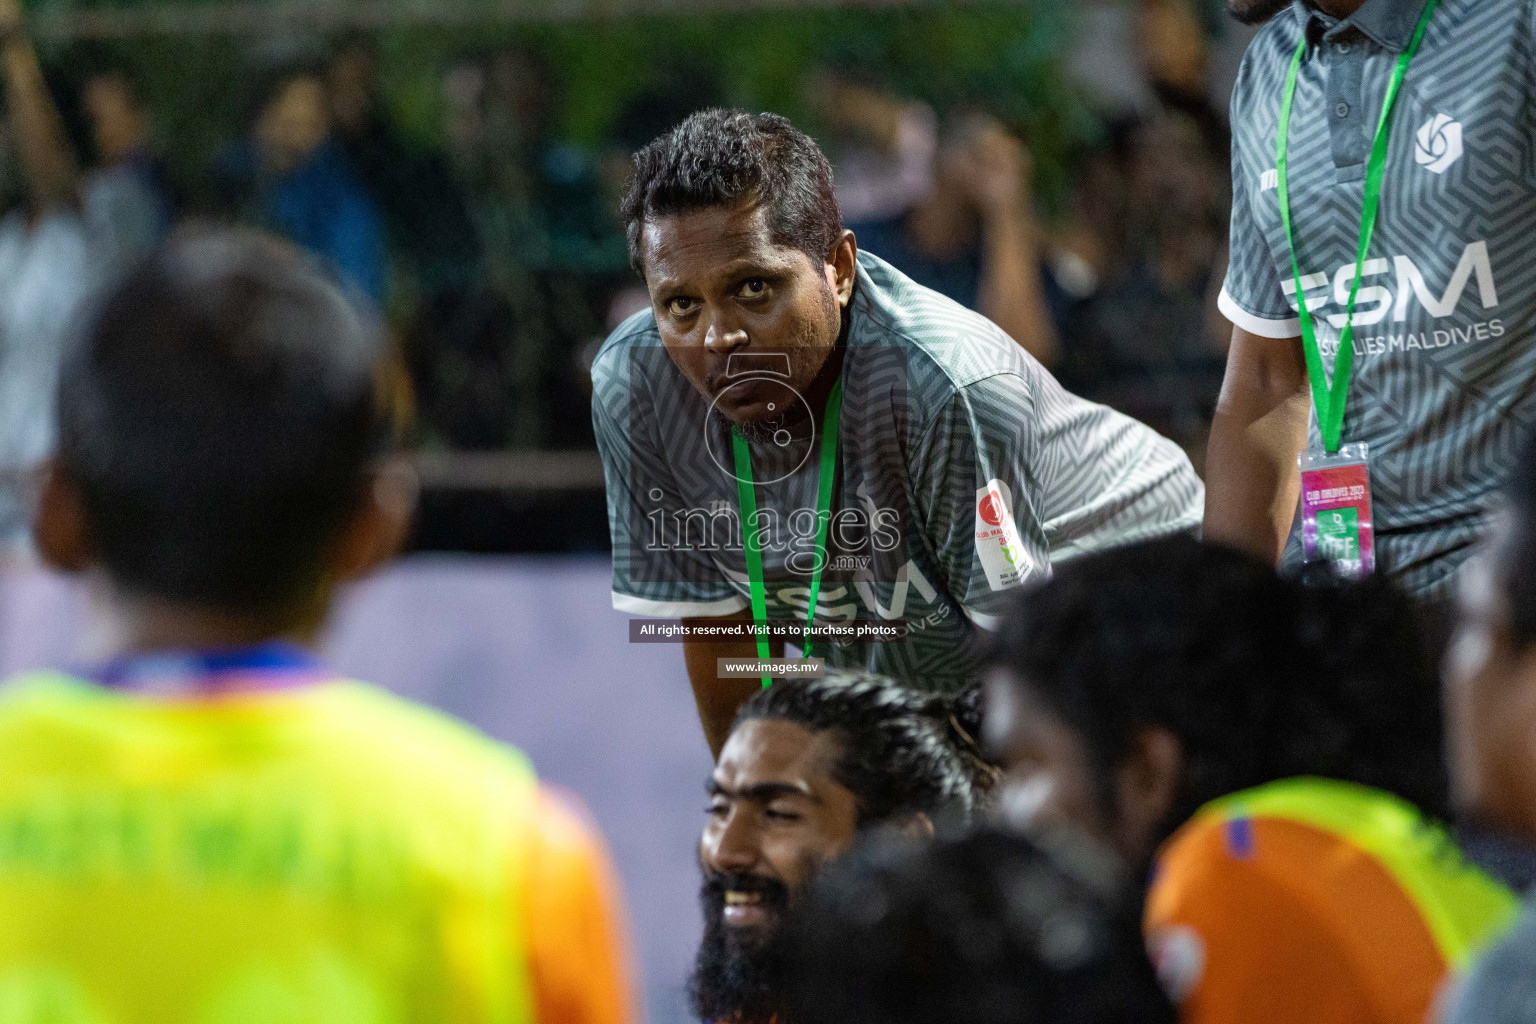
[892,811,935,839]
[32,462,92,574]
[826,229,858,308]
[1114,726,1184,857]
[330,457,418,582]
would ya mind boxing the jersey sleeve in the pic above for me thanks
[523,785,639,1024]
[1219,60,1303,339]
[591,344,748,618]
[907,372,1052,631]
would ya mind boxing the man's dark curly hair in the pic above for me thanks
[782,828,1176,1024]
[987,536,1448,843]
[620,108,843,273]
[734,670,997,828]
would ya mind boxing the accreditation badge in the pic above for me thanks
[1299,443,1375,579]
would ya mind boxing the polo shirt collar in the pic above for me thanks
[1292,0,1432,52]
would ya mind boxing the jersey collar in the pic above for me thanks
[84,641,327,695]
[1295,0,1432,53]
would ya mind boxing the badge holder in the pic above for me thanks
[1299,443,1375,579]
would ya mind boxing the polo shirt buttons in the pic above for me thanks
[1334,101,1351,118]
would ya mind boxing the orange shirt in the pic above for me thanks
[525,784,638,1024]
[1146,814,1448,1024]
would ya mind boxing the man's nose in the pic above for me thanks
[704,319,749,354]
[702,809,762,873]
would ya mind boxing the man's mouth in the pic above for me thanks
[722,888,772,927]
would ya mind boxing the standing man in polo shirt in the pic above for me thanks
[1206,0,1536,601]
[593,109,1203,755]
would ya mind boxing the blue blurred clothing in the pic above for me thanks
[215,138,386,307]
[847,215,981,312]
[267,141,386,305]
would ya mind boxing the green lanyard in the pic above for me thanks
[731,376,843,689]
[1277,0,1439,453]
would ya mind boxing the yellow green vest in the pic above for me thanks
[0,672,540,1024]
[1199,777,1520,969]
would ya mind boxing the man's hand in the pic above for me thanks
[1204,324,1311,564]
[958,115,1032,221]
[950,114,1060,367]
[682,609,784,759]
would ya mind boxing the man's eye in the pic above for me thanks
[738,279,769,300]
[764,808,801,823]
[706,801,729,818]
[668,297,698,316]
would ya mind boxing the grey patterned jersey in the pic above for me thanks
[593,250,1203,692]
[1222,0,1536,599]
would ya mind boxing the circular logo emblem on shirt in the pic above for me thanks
[1415,113,1463,175]
[978,493,1005,526]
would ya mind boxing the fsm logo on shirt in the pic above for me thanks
[1280,240,1498,327]
[1415,114,1463,174]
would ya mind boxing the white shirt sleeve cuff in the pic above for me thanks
[611,592,749,618]
[1218,287,1301,339]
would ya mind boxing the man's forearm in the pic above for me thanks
[1203,327,1311,564]
[682,611,784,758]
[2,33,79,210]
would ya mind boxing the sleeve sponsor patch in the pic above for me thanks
[975,479,1036,591]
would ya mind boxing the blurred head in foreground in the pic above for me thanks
[781,828,1176,1024]
[983,536,1444,869]
[693,670,995,1024]
[34,226,412,647]
[622,109,855,441]
[1448,436,1536,841]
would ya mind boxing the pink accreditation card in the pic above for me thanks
[1299,443,1375,579]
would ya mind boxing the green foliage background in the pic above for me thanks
[35,1,1093,206]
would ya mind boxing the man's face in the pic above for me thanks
[693,718,859,1022]
[983,669,1121,850]
[1226,0,1291,24]
[256,77,330,174]
[641,202,846,433]
[1445,515,1536,839]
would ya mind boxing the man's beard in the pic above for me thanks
[1227,0,1291,24]
[689,870,792,1023]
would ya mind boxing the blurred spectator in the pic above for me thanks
[1139,0,1212,115]
[832,95,1060,367]
[439,42,625,447]
[212,59,387,306]
[984,538,1516,1024]
[599,66,726,335]
[0,0,105,545]
[1048,109,1229,460]
[811,72,937,225]
[79,63,173,266]
[782,829,1176,1024]
[327,32,480,300]
[450,43,624,280]
[404,287,522,450]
